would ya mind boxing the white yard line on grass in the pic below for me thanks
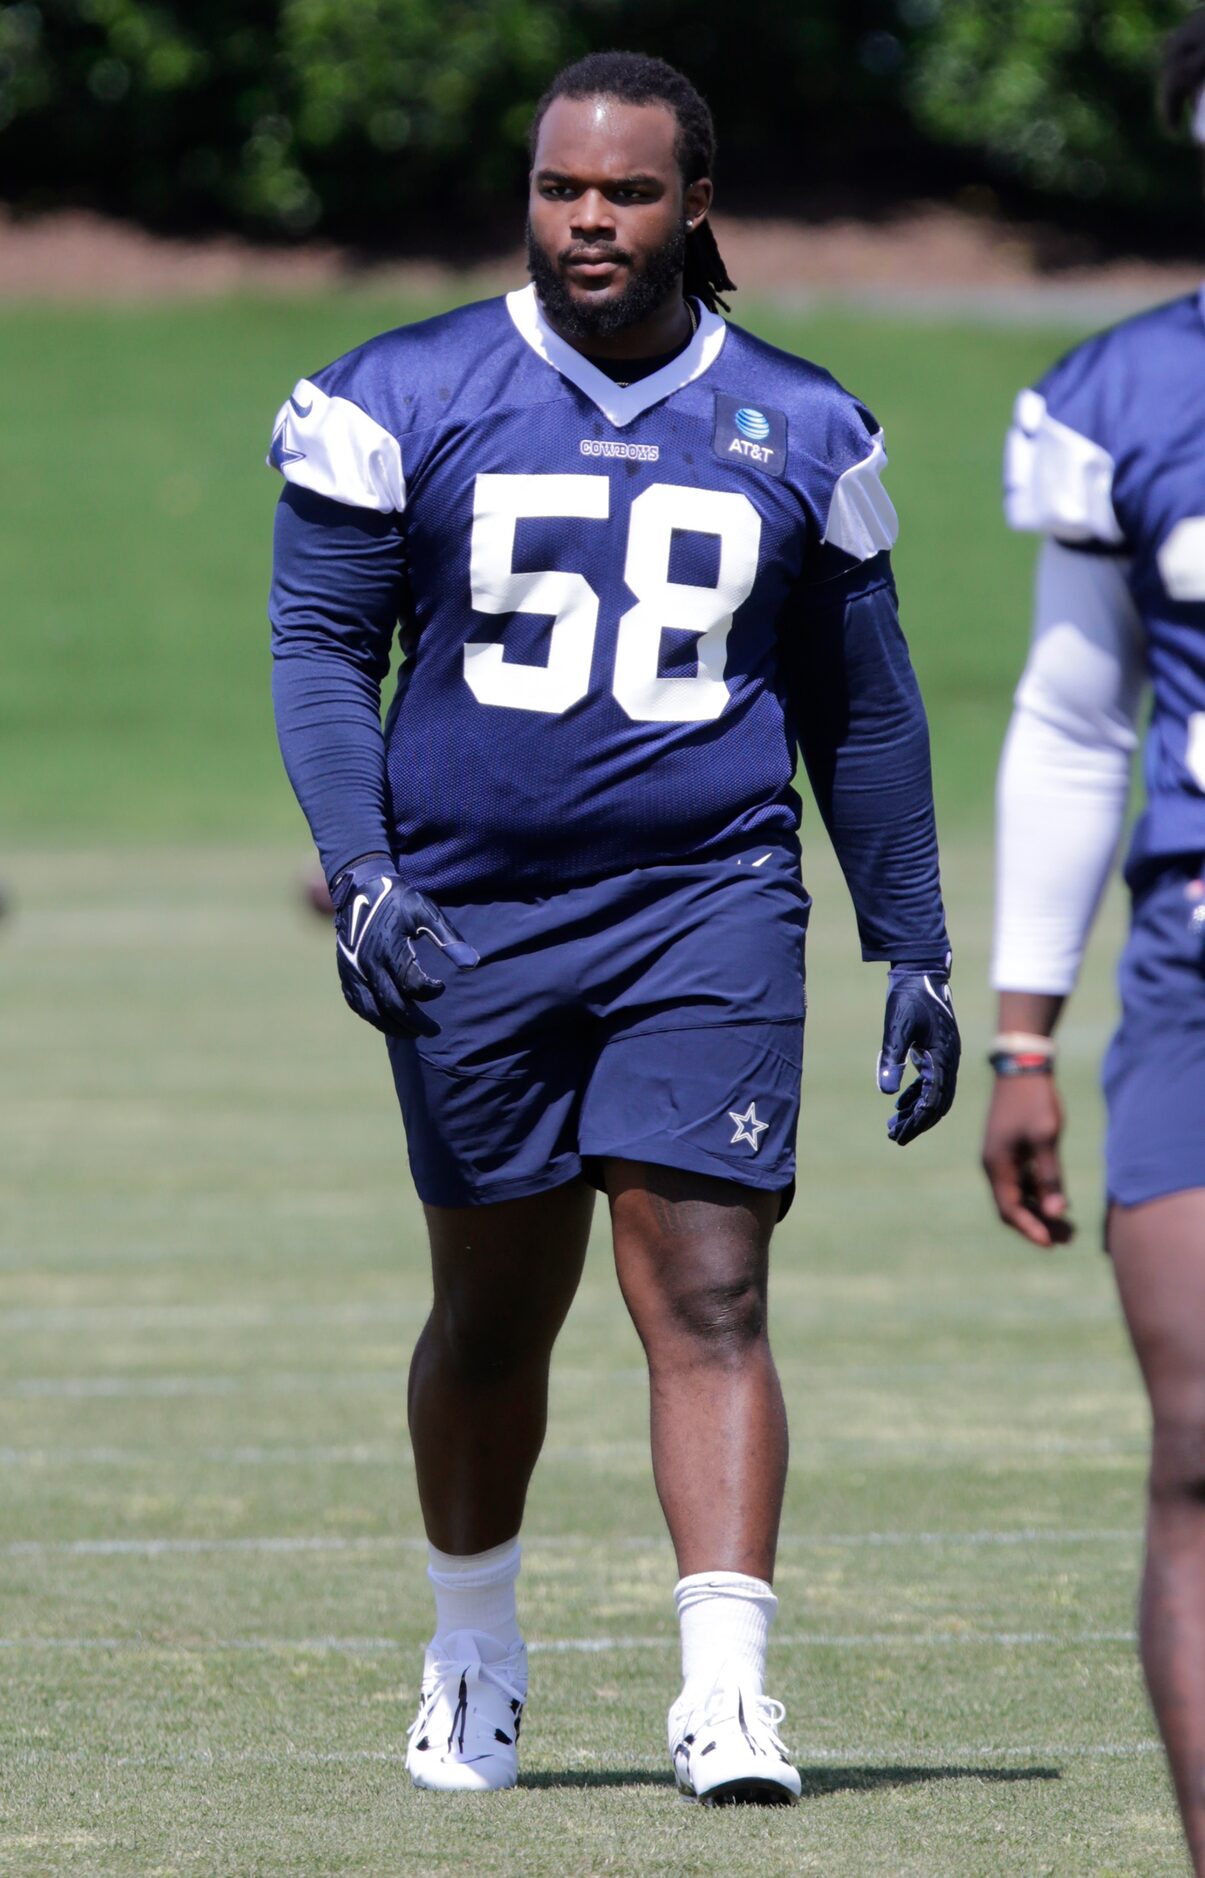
[0,1369,648,1397]
[0,1303,425,1331]
[789,1741,1164,1763]
[0,1385,1148,1465]
[0,1629,1140,1652]
[0,1441,649,1466]
[531,1631,1141,1652]
[0,1527,1141,1558]
[785,1526,1141,1548]
[0,1741,1166,1766]
[1,1535,399,1557]
[0,1301,1130,1366]
[0,1445,399,1466]
[0,1374,407,1398]
[0,1298,1120,1330]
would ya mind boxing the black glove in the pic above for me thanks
[876,966,960,1146]
[330,855,477,1039]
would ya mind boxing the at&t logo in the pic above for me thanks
[734,407,772,441]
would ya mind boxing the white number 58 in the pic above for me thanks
[464,472,761,724]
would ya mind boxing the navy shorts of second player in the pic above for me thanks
[387,844,809,1210]
[1103,857,1205,1208]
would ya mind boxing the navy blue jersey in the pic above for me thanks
[1006,292,1205,873]
[270,288,948,963]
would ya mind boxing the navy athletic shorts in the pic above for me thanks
[1103,858,1205,1207]
[386,844,809,1209]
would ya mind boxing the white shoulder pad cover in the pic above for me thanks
[268,379,405,513]
[823,430,899,561]
[1004,388,1122,545]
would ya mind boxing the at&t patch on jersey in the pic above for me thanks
[713,395,787,477]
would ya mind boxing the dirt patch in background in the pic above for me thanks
[1,200,1198,307]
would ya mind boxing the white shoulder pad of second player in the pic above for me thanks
[1003,386,1123,547]
[268,379,406,514]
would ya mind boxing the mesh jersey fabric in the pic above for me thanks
[1004,290,1205,880]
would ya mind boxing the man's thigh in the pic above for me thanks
[1112,1191,1205,1427]
[608,1159,780,1272]
[423,1181,596,1336]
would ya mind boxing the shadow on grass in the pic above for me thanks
[800,1764,1062,1799]
[520,1764,1062,1793]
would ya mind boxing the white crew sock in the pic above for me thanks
[674,1570,778,1698]
[427,1536,522,1656]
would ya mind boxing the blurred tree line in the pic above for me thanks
[0,0,1199,246]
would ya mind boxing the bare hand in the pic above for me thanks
[981,1075,1074,1248]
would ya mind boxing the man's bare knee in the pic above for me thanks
[1150,1415,1205,1512]
[422,1293,552,1389]
[659,1273,768,1361]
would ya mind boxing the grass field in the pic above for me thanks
[1,294,1180,1873]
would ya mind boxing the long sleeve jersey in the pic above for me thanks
[269,286,949,963]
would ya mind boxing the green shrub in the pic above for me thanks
[0,0,1202,242]
[907,0,1200,227]
[0,0,583,236]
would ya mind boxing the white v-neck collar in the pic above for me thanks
[506,281,727,429]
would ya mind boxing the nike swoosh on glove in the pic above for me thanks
[330,854,478,1040]
[876,966,960,1146]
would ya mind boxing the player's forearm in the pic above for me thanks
[990,705,1129,996]
[271,654,394,882]
[269,484,406,882]
[795,564,949,964]
[990,540,1141,996]
[825,778,948,965]
[995,989,1066,1039]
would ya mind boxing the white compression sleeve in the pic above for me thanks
[991,539,1145,995]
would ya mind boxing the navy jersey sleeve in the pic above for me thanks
[786,551,949,965]
[269,483,407,882]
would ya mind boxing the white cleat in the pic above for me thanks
[668,1666,802,1806]
[405,1629,526,1793]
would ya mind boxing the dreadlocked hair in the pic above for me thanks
[1159,7,1205,136]
[529,50,737,313]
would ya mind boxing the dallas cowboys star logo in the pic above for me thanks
[269,417,306,470]
[728,1101,769,1152]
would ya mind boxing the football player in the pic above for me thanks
[270,52,958,1803]
[983,13,1205,1867]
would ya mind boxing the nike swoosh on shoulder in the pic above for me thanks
[290,394,313,418]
